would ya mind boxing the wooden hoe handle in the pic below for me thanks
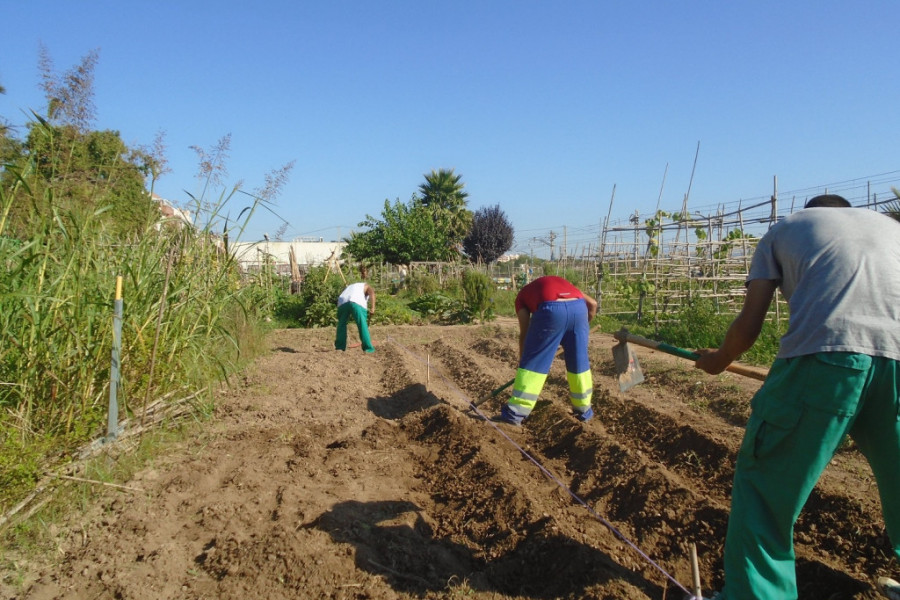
[614,330,769,382]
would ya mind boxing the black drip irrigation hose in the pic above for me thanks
[384,335,696,599]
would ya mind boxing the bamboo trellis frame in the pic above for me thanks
[591,191,898,329]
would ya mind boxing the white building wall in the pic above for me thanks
[230,240,346,271]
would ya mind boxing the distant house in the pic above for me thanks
[230,237,347,275]
[152,193,192,230]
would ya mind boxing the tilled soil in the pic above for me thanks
[2,323,894,599]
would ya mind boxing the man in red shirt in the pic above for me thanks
[497,275,598,425]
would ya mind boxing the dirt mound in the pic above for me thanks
[2,324,891,599]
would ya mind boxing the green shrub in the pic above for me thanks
[401,271,440,297]
[595,312,634,334]
[370,295,420,325]
[461,269,494,322]
[492,288,518,317]
[408,293,466,323]
[742,318,788,365]
[0,436,48,507]
[272,293,305,328]
[629,297,786,366]
[656,298,733,350]
[442,275,462,299]
[543,265,594,290]
[294,268,345,327]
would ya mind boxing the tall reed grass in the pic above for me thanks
[0,122,275,511]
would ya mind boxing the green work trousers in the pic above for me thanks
[721,352,900,599]
[335,302,374,353]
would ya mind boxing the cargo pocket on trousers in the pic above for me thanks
[802,352,870,417]
[746,400,804,472]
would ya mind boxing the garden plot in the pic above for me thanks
[2,323,891,600]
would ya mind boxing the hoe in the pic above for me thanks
[612,328,768,393]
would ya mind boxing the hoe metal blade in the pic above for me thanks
[612,340,644,393]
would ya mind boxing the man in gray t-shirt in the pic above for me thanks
[696,194,900,600]
[752,204,900,360]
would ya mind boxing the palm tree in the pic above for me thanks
[418,168,473,244]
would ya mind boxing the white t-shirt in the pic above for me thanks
[749,207,900,360]
[337,282,369,309]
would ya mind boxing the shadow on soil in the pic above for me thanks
[368,383,444,420]
[310,498,663,599]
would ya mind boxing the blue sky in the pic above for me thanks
[2,1,899,258]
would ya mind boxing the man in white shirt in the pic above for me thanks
[335,282,376,353]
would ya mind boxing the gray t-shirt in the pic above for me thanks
[749,207,900,360]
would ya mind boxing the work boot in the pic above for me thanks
[492,404,524,426]
[878,577,900,600]
[574,406,594,422]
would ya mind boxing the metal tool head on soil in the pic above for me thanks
[612,328,644,393]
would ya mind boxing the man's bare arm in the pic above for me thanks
[695,279,777,374]
[582,293,598,321]
[364,284,376,314]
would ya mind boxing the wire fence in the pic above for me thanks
[507,174,900,328]
[246,173,900,330]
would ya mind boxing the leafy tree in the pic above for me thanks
[344,197,458,266]
[462,204,513,264]
[343,169,476,267]
[418,168,473,246]
[3,119,158,238]
[1,49,162,239]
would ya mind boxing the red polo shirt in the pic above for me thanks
[515,276,584,313]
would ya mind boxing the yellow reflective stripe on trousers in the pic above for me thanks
[509,368,548,411]
[566,370,593,409]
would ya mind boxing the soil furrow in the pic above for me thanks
[2,324,889,600]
